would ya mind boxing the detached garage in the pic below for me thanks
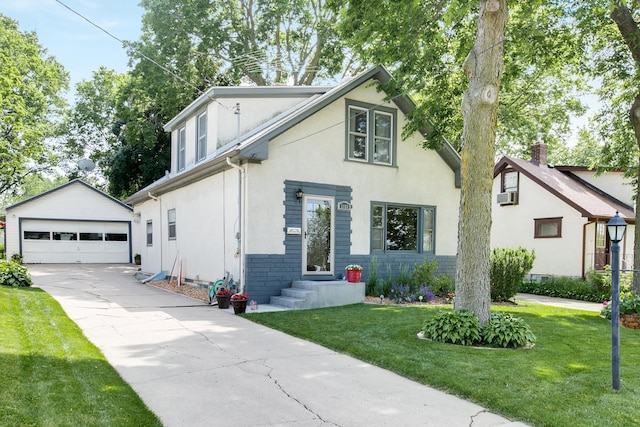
[5,180,135,264]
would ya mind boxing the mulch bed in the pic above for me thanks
[144,280,516,308]
[146,279,210,303]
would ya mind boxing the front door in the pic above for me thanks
[594,221,609,270]
[302,195,334,275]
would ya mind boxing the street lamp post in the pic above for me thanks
[606,211,628,391]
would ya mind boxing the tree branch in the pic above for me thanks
[610,4,640,64]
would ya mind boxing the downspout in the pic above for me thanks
[582,220,592,279]
[226,157,245,293]
[149,192,162,273]
[226,102,245,293]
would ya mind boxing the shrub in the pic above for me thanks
[490,247,535,302]
[585,266,632,295]
[0,261,32,287]
[521,271,631,303]
[601,293,640,319]
[421,310,482,346]
[397,264,412,285]
[10,253,23,264]
[482,312,536,348]
[381,264,393,296]
[411,258,453,295]
[366,258,380,296]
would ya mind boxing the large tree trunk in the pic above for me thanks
[635,157,640,295]
[455,0,508,325]
[610,6,640,295]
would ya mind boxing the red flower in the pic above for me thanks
[231,293,248,301]
[217,289,231,296]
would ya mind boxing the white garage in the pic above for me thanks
[5,180,135,264]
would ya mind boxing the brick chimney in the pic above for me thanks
[531,134,547,166]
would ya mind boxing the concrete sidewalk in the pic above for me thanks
[515,293,603,313]
[31,264,526,427]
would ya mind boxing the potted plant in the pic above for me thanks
[216,288,232,309]
[134,253,141,265]
[345,264,363,283]
[231,293,249,314]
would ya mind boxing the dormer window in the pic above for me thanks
[177,127,186,171]
[497,169,519,205]
[196,111,207,162]
[502,170,518,192]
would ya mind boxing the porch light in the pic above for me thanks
[295,189,303,201]
[607,212,627,243]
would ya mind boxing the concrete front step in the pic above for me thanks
[269,280,365,310]
[270,295,306,309]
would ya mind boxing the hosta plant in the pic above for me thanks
[421,310,482,346]
[0,261,32,287]
[482,312,536,348]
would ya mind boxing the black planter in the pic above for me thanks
[232,300,247,314]
[217,295,231,309]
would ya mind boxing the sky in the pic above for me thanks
[3,0,144,98]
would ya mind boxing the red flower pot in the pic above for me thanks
[346,269,362,283]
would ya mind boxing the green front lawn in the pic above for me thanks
[247,302,640,427]
[0,286,162,426]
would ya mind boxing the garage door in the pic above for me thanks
[21,220,130,264]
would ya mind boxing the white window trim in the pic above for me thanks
[177,127,186,171]
[168,209,176,240]
[196,111,207,162]
[146,220,153,246]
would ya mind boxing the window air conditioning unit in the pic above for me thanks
[497,191,517,205]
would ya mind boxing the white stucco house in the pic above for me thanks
[492,140,635,279]
[125,65,462,304]
[5,179,136,263]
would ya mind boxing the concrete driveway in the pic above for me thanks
[30,264,526,427]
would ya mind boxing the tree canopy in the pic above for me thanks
[137,0,352,86]
[0,15,68,198]
[332,0,586,155]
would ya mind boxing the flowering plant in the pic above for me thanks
[216,288,231,296]
[231,293,248,301]
[345,264,363,271]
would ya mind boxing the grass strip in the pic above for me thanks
[0,286,162,427]
[247,302,640,427]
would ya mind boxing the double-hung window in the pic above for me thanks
[146,220,153,246]
[346,101,395,166]
[177,127,186,171]
[196,111,207,162]
[372,203,435,252]
[168,209,176,240]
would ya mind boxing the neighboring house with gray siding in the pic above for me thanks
[125,65,462,304]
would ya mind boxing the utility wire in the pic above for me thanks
[53,0,234,110]
[53,0,458,149]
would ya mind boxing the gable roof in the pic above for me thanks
[6,179,132,212]
[494,156,635,222]
[126,65,461,205]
